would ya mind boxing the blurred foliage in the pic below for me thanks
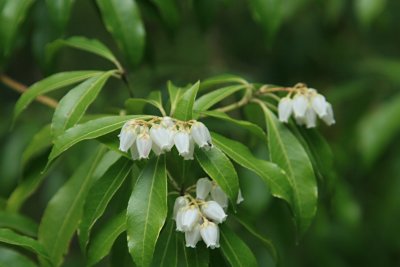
[1,0,400,266]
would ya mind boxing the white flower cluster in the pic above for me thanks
[278,88,335,128]
[173,178,244,249]
[118,117,212,160]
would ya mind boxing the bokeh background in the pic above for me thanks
[1,0,400,266]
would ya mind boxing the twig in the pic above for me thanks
[0,74,58,108]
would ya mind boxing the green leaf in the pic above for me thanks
[151,220,177,267]
[201,111,267,141]
[259,103,317,234]
[358,92,400,165]
[79,158,132,251]
[51,71,115,137]
[13,71,102,122]
[173,81,200,120]
[0,211,38,237]
[125,98,165,116]
[87,211,126,267]
[47,115,150,166]
[355,0,386,27]
[195,147,239,210]
[38,148,105,267]
[151,0,180,29]
[46,36,121,70]
[45,0,76,32]
[193,84,246,113]
[21,124,52,167]
[211,132,291,206]
[127,156,167,267]
[0,0,35,64]
[96,0,145,66]
[200,74,248,92]
[0,246,37,267]
[220,225,258,267]
[168,81,185,116]
[178,240,209,267]
[0,229,49,260]
[248,0,284,40]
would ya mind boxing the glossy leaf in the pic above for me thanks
[195,147,239,210]
[87,211,126,267]
[178,239,209,267]
[127,156,167,267]
[51,71,115,137]
[220,225,258,267]
[38,148,105,267]
[151,0,180,29]
[0,246,37,267]
[96,0,145,66]
[151,220,177,267]
[79,157,132,251]
[0,211,38,237]
[168,81,185,116]
[211,132,291,206]
[173,81,200,121]
[259,103,317,234]
[200,74,248,91]
[13,71,102,121]
[45,0,75,32]
[46,36,121,70]
[21,124,52,167]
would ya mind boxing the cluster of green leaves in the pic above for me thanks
[0,37,335,266]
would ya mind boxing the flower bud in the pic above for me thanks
[173,196,189,220]
[321,103,335,126]
[183,137,195,160]
[191,121,212,150]
[174,130,190,157]
[136,132,152,159]
[181,205,200,231]
[237,189,244,204]
[152,142,163,156]
[201,201,227,223]
[200,221,220,249]
[311,93,327,117]
[185,223,201,248]
[150,125,175,151]
[118,121,137,152]
[196,178,212,200]
[292,94,308,117]
[278,97,293,123]
[210,186,228,209]
[161,116,175,128]
[176,209,184,232]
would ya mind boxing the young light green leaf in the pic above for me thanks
[0,246,37,267]
[96,0,145,66]
[45,0,76,33]
[79,158,132,251]
[127,156,167,267]
[51,71,116,137]
[195,147,239,210]
[168,81,185,116]
[211,132,291,206]
[38,148,105,267]
[46,36,121,70]
[22,124,52,167]
[178,239,209,267]
[151,0,180,29]
[0,229,49,260]
[0,0,35,63]
[173,81,200,120]
[200,74,248,92]
[0,211,38,237]
[151,220,177,267]
[258,102,317,235]
[87,211,126,267]
[193,84,247,113]
[13,71,102,121]
[220,225,258,267]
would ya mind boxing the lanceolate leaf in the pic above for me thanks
[0,246,37,267]
[22,124,52,167]
[173,81,200,121]
[168,81,185,116]
[0,211,38,237]
[51,71,116,137]
[96,0,146,66]
[79,157,132,251]
[195,147,239,210]
[38,148,105,267]
[45,0,76,32]
[87,211,126,267]
[178,239,209,267]
[127,156,167,267]
[259,103,317,234]
[211,132,291,206]
[151,220,177,267]
[13,71,102,121]
[125,98,165,116]
[200,74,248,92]
[220,225,258,267]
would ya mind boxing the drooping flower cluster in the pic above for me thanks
[173,178,244,249]
[278,86,335,128]
[118,116,212,160]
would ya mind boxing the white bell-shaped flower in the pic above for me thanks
[150,125,175,151]
[136,132,152,159]
[152,142,163,156]
[196,178,212,200]
[200,221,220,249]
[183,137,195,160]
[201,201,227,223]
[278,97,293,123]
[173,196,189,220]
[185,223,201,248]
[181,205,200,231]
[237,189,244,204]
[304,107,317,128]
[130,144,140,160]
[118,121,137,152]
[311,93,327,117]
[321,103,335,126]
[210,186,228,209]
[161,116,175,128]
[176,209,184,232]
[191,121,212,150]
[174,130,190,157]
[292,94,308,117]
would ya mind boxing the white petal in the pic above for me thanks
[176,209,184,232]
[294,115,306,126]
[311,94,327,117]
[173,196,189,220]
[181,206,200,231]
[118,124,137,152]
[183,137,195,160]
[136,133,152,159]
[130,144,140,160]
[191,122,212,150]
[161,116,175,128]
[151,141,163,156]
[185,224,201,248]
[278,97,293,123]
[321,103,335,126]
[174,131,190,157]
[292,94,308,117]
[201,201,227,224]
[237,189,244,204]
[196,178,212,200]
[200,221,220,249]
[210,186,228,209]
[304,107,317,128]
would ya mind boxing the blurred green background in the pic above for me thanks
[1,0,400,266]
